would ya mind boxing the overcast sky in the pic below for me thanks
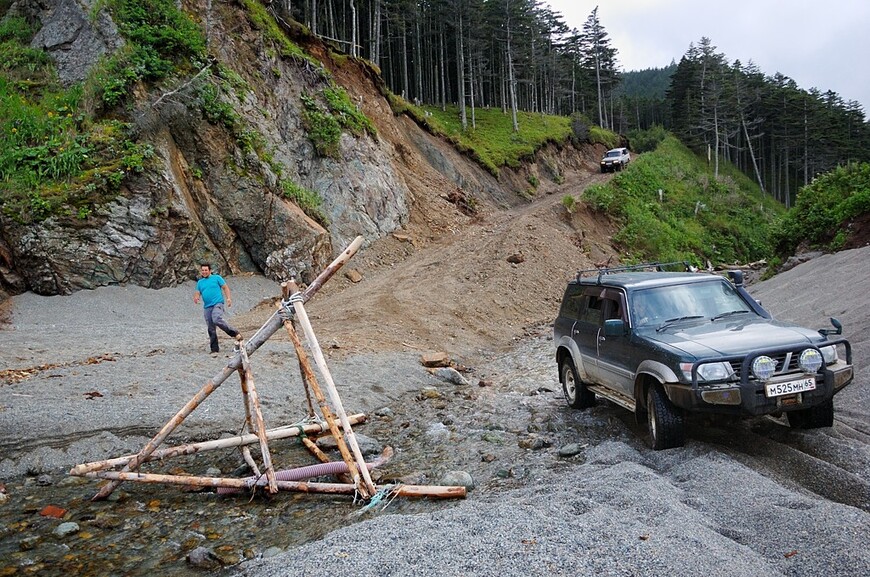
[544,0,870,114]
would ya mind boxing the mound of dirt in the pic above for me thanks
[236,167,619,360]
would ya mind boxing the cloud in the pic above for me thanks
[546,0,870,112]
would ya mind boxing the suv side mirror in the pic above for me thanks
[604,319,626,336]
[818,317,843,337]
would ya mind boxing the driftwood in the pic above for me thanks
[287,280,377,498]
[86,469,466,498]
[70,414,367,476]
[89,237,364,500]
[238,343,277,493]
[278,295,362,493]
[72,234,466,505]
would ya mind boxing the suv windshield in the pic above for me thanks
[605,150,621,158]
[631,280,754,327]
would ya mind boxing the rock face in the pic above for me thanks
[0,0,582,296]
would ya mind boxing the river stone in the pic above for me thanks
[430,367,470,386]
[440,470,474,490]
[53,522,80,538]
[187,546,220,570]
[262,546,284,558]
[558,443,587,457]
[315,433,383,456]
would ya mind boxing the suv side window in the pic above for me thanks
[581,296,604,324]
[559,285,585,320]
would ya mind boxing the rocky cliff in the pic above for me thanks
[0,0,593,297]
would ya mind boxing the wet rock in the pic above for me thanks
[425,422,450,441]
[419,387,442,400]
[440,470,474,490]
[518,436,551,450]
[430,367,470,386]
[36,474,53,486]
[19,535,41,551]
[39,505,66,518]
[262,546,284,558]
[53,522,80,537]
[558,443,588,458]
[482,432,504,444]
[315,433,383,456]
[187,546,221,570]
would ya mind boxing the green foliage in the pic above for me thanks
[300,92,342,158]
[281,179,328,226]
[527,174,539,189]
[299,86,377,158]
[588,126,619,149]
[0,65,155,223]
[238,0,320,68]
[562,195,576,214]
[322,85,376,138]
[583,135,781,265]
[771,162,870,254]
[420,105,572,176]
[627,125,668,153]
[91,0,206,107]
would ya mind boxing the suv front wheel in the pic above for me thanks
[647,385,685,450]
[560,359,596,409]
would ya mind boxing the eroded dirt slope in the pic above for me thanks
[237,166,618,359]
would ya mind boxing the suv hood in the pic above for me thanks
[645,318,823,358]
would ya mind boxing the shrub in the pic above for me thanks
[281,179,328,226]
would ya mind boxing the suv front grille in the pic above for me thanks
[730,351,798,381]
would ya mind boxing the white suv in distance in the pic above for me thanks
[600,147,630,173]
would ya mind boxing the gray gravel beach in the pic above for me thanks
[1,249,868,577]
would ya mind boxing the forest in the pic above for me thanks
[282,0,870,206]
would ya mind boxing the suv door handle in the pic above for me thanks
[598,335,606,343]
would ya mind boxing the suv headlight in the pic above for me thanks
[798,349,823,373]
[820,345,838,364]
[751,356,777,381]
[681,362,734,382]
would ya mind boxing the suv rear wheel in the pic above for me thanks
[647,385,685,450]
[560,359,596,409]
[786,399,834,429]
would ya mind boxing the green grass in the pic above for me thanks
[583,134,783,266]
[772,162,870,254]
[421,106,574,175]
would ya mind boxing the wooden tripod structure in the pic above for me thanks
[70,237,465,502]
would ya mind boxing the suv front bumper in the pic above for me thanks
[667,361,854,416]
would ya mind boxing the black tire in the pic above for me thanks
[560,359,596,409]
[787,399,834,429]
[647,385,685,450]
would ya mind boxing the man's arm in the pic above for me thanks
[221,283,232,308]
[193,286,201,304]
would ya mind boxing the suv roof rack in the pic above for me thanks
[576,261,693,284]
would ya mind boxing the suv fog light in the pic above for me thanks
[798,349,823,373]
[751,356,777,381]
[820,345,838,364]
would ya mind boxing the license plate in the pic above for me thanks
[765,377,816,398]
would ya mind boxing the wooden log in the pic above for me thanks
[279,303,360,490]
[287,281,376,498]
[86,470,466,499]
[70,414,367,476]
[301,437,353,484]
[88,236,364,500]
[239,344,277,493]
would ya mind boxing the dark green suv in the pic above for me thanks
[553,263,854,450]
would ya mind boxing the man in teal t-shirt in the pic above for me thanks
[193,264,241,354]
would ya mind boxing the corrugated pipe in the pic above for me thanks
[217,458,379,495]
